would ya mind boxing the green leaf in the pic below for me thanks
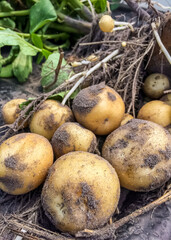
[0,29,38,56]
[30,0,57,33]
[0,1,13,12]
[110,0,120,11]
[41,51,73,91]
[12,51,33,83]
[31,33,43,49]
[91,0,107,13]
[0,18,15,29]
[42,49,52,59]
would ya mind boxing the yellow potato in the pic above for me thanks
[99,15,114,32]
[160,93,171,106]
[72,82,125,135]
[29,100,74,140]
[137,100,171,127]
[120,113,134,126]
[41,151,120,234]
[102,119,171,192]
[2,98,27,126]
[0,133,53,195]
[51,122,97,158]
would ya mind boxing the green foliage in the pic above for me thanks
[91,0,107,13]
[41,51,73,90]
[0,29,38,56]
[0,1,13,12]
[12,51,33,83]
[29,0,57,33]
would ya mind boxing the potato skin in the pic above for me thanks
[143,73,170,99]
[51,122,97,158]
[29,100,74,140]
[137,100,171,127]
[120,113,134,126]
[41,151,120,234]
[102,119,171,192]
[72,82,125,135]
[2,98,26,125]
[0,133,53,195]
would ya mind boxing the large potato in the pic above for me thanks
[29,100,74,140]
[41,151,120,234]
[72,82,125,135]
[102,119,171,192]
[137,100,171,127]
[51,122,97,158]
[2,98,27,126]
[0,133,53,195]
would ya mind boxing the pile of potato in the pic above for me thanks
[0,77,171,234]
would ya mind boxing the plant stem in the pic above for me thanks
[0,9,30,18]
[50,23,81,34]
[58,12,91,34]
[62,49,120,105]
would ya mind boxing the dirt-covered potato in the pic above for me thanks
[0,133,53,195]
[102,119,171,192]
[160,93,171,106]
[120,113,134,126]
[41,151,120,234]
[72,82,125,135]
[51,122,97,158]
[29,100,74,140]
[2,98,26,125]
[143,73,170,99]
[137,100,171,127]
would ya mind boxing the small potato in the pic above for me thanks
[29,100,74,140]
[2,98,27,126]
[137,100,171,127]
[0,133,53,195]
[72,82,125,135]
[160,93,171,106]
[120,113,134,126]
[102,119,171,192]
[51,122,97,158]
[99,15,114,32]
[41,151,120,234]
[143,73,170,99]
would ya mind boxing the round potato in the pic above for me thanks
[120,113,134,126]
[72,82,125,135]
[29,100,74,140]
[41,151,120,234]
[51,122,97,158]
[102,119,171,192]
[2,98,27,126]
[0,133,53,195]
[143,73,170,99]
[137,100,171,127]
[160,93,171,106]
[99,15,114,33]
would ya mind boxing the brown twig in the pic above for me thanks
[79,40,148,46]
[76,190,171,239]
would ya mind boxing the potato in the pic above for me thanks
[120,113,134,126]
[41,151,120,234]
[0,133,53,195]
[99,15,114,32]
[143,73,170,99]
[160,93,171,106]
[72,82,125,135]
[2,98,27,125]
[102,119,171,192]
[29,100,74,140]
[51,122,97,158]
[137,100,171,127]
